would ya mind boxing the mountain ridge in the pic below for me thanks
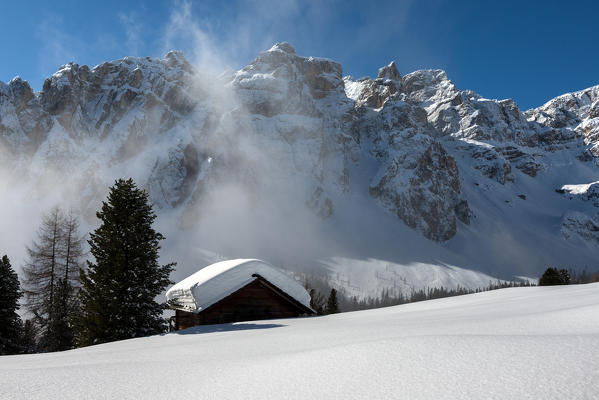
[1,42,598,297]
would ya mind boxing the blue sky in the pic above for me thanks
[1,0,598,110]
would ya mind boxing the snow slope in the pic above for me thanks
[321,257,509,299]
[2,284,598,399]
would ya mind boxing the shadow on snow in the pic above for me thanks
[167,322,286,335]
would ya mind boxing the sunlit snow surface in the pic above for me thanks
[321,257,509,299]
[2,284,598,399]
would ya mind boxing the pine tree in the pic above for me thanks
[48,278,79,350]
[326,288,340,314]
[20,319,38,354]
[539,267,570,286]
[21,207,83,352]
[0,255,24,355]
[559,269,571,285]
[76,178,175,346]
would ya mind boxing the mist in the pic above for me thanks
[0,0,357,286]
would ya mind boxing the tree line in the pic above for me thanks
[306,264,599,314]
[304,277,538,313]
[0,178,175,355]
[343,280,536,311]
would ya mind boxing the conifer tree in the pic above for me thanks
[22,208,63,351]
[53,211,85,350]
[539,267,570,286]
[76,178,175,346]
[22,207,84,352]
[0,255,24,355]
[20,319,38,354]
[61,211,85,293]
[559,269,571,285]
[326,288,340,314]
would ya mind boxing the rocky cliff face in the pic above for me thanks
[2,42,599,280]
[1,52,197,152]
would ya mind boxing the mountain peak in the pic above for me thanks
[377,61,401,81]
[268,42,296,54]
[165,50,188,64]
[9,76,24,84]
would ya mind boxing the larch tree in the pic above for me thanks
[76,178,175,347]
[21,207,84,352]
[53,211,85,349]
[22,207,63,351]
[308,288,326,315]
[0,255,23,355]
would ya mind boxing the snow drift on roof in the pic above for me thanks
[166,259,312,313]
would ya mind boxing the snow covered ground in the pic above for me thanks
[2,284,598,399]
[321,256,511,299]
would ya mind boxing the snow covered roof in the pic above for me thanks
[166,259,312,313]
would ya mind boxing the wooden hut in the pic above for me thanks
[166,259,315,330]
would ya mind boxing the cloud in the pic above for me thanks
[160,0,311,72]
[162,0,228,73]
[118,11,144,56]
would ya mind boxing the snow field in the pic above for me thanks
[1,284,598,399]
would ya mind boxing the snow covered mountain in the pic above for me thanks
[1,43,598,297]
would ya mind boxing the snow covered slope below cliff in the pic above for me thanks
[321,257,507,299]
[2,284,598,399]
